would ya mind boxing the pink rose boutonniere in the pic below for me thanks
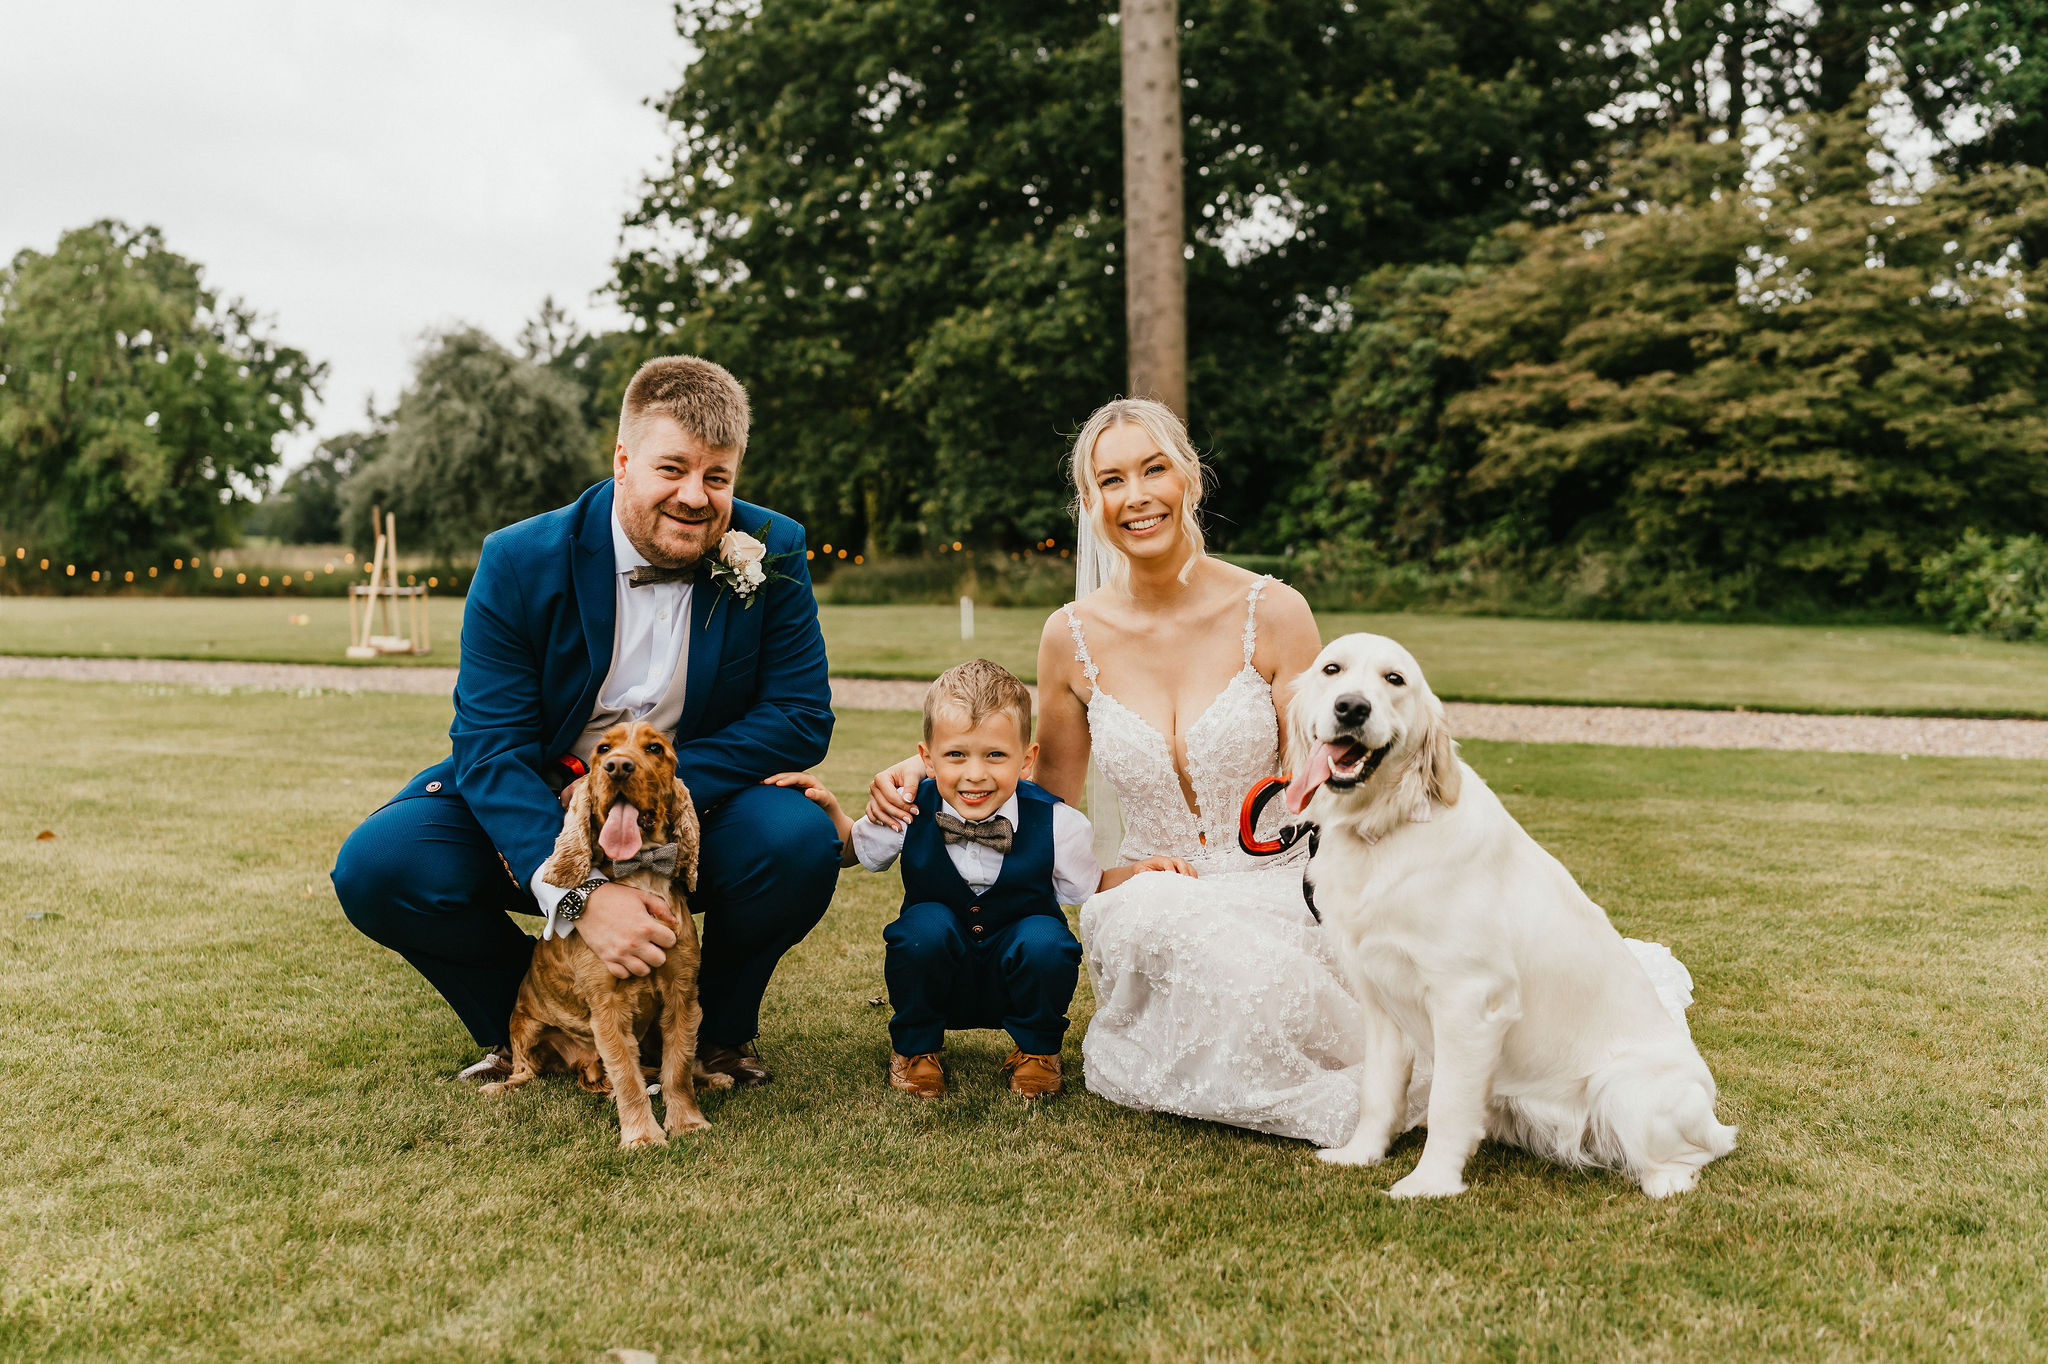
[707,521,793,614]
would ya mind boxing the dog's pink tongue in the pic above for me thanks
[1284,744,1338,815]
[599,801,642,861]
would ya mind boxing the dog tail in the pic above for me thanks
[1586,1057,1737,1190]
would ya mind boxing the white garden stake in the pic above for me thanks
[960,595,975,642]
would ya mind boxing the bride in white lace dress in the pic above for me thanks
[868,398,1696,1148]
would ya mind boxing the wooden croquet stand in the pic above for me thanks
[346,506,431,659]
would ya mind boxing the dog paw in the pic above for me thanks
[701,1072,736,1090]
[1638,1166,1699,1199]
[1388,1170,1467,1199]
[620,1127,668,1151]
[1316,1143,1388,1167]
[664,1112,712,1136]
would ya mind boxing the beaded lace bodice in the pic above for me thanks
[1063,576,1297,873]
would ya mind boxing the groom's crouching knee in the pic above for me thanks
[699,781,843,907]
[330,795,509,949]
[332,811,409,948]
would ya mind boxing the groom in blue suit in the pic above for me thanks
[333,356,839,1085]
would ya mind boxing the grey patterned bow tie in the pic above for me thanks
[627,564,695,587]
[607,842,681,879]
[936,811,1012,854]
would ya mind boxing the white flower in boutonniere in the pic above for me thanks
[708,524,789,611]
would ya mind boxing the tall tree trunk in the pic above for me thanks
[1808,0,1871,112]
[1120,0,1186,419]
[1724,12,1749,139]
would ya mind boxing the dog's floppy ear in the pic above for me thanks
[1281,668,1319,809]
[671,778,701,894]
[1417,692,1462,807]
[541,779,596,887]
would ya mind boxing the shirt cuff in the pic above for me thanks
[848,815,904,873]
[534,863,601,941]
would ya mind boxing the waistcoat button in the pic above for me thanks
[425,781,442,793]
[970,904,981,914]
[971,924,984,935]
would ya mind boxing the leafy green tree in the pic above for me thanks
[261,430,382,544]
[1304,110,2048,613]
[1617,0,2048,172]
[0,220,322,563]
[339,328,599,559]
[616,0,1650,555]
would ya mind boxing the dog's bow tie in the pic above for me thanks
[627,564,694,587]
[936,811,1012,854]
[607,842,681,879]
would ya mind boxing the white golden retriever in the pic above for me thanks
[1286,634,1736,1198]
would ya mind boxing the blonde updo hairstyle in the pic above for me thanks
[1069,397,1212,590]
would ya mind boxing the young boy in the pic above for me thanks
[770,658,1189,1099]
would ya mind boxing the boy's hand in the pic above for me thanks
[763,771,845,820]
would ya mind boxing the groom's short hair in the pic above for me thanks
[924,658,1033,744]
[618,356,751,456]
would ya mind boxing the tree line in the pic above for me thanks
[3,0,2044,621]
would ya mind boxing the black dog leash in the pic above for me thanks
[1237,776,1321,922]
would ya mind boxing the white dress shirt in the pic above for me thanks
[533,507,693,938]
[850,791,1102,905]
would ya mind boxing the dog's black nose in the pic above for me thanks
[1332,692,1372,727]
[604,757,635,776]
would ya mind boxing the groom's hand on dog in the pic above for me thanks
[578,883,680,980]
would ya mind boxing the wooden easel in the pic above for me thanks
[346,505,431,658]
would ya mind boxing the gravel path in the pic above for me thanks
[6,655,2045,759]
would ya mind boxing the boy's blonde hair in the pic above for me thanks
[922,658,1033,744]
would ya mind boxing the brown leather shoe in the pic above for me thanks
[889,1051,946,1098]
[1001,1048,1062,1098]
[696,1042,773,1088]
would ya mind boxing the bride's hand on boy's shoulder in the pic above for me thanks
[865,755,926,829]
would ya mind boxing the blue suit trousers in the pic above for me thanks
[333,782,840,1049]
[881,903,1081,1056]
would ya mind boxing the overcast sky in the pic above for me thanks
[0,0,683,471]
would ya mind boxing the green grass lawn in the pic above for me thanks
[3,680,2044,1360]
[0,595,462,667]
[6,596,2048,716]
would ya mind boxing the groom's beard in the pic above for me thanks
[622,498,729,570]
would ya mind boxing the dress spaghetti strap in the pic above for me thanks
[1062,603,1101,698]
[1241,575,1272,669]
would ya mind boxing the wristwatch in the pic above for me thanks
[554,875,609,926]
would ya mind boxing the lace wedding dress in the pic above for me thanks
[1069,576,1699,1148]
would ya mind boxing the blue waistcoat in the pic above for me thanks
[898,778,1062,935]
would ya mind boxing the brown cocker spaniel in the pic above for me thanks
[480,720,729,1147]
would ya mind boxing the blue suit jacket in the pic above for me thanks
[393,479,834,892]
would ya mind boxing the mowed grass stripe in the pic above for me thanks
[6,596,2048,717]
[1,681,2044,1360]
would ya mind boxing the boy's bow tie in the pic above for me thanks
[936,811,1012,854]
[627,564,694,587]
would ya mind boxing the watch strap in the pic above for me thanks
[555,875,609,924]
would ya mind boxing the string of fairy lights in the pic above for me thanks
[2,536,1071,593]
[0,545,458,592]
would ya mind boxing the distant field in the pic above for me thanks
[4,596,2045,716]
